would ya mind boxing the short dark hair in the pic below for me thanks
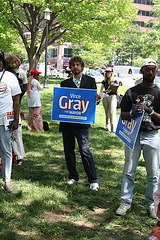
[0,50,8,68]
[69,56,84,69]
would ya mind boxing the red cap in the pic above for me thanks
[30,69,42,75]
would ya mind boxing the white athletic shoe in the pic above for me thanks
[148,205,156,219]
[66,179,77,185]
[90,183,99,191]
[116,201,131,216]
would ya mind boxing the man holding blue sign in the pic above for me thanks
[59,56,100,191]
[116,58,160,218]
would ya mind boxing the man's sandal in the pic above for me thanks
[5,184,13,193]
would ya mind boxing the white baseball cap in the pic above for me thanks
[141,58,157,69]
[105,67,113,72]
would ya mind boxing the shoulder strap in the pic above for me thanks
[0,70,5,82]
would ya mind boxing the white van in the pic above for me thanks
[113,66,142,81]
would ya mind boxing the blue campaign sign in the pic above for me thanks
[115,106,144,150]
[52,87,97,124]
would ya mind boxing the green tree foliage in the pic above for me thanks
[0,15,20,52]
[115,25,158,66]
[0,0,137,70]
[73,43,114,68]
[145,0,160,61]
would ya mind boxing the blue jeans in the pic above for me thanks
[0,126,13,182]
[121,130,159,206]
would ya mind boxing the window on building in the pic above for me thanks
[134,0,153,4]
[50,48,57,58]
[64,48,72,57]
[146,11,149,16]
[137,9,155,16]
[138,10,141,15]
[133,20,153,28]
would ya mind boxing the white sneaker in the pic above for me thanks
[148,205,156,219]
[116,201,131,216]
[90,183,99,191]
[66,179,77,185]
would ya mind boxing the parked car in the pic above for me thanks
[155,76,160,88]
[135,76,160,87]
[113,65,142,81]
[83,67,90,75]
[94,68,105,75]
[117,74,135,87]
[88,71,104,83]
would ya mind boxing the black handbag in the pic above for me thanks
[117,94,123,108]
[43,121,49,131]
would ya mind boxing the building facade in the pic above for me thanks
[132,0,155,31]
[47,42,72,71]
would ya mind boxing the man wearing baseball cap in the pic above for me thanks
[116,58,160,218]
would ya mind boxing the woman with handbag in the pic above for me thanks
[100,67,119,133]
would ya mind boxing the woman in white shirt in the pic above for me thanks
[27,69,43,131]
[6,53,29,162]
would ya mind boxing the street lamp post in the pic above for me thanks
[43,7,52,89]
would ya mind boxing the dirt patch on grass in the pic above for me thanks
[43,207,106,228]
[19,199,32,206]
[48,163,60,170]
[43,211,69,223]
[34,152,43,157]
[73,208,106,227]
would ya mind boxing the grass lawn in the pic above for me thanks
[0,77,157,240]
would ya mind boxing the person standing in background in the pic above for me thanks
[16,55,28,103]
[16,55,28,120]
[50,65,54,77]
[100,67,119,133]
[27,69,43,131]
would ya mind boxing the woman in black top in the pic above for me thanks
[100,67,119,132]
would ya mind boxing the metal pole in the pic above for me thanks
[43,20,49,89]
